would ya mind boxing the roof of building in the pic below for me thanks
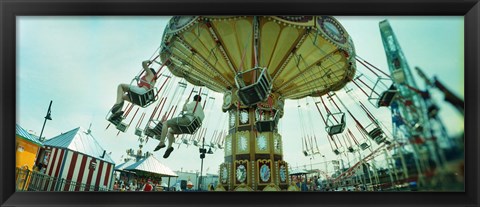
[43,127,115,164]
[124,155,177,177]
[289,168,309,175]
[114,159,137,172]
[16,124,42,146]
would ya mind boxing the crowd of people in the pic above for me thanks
[292,175,372,192]
[112,176,166,192]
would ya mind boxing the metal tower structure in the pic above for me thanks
[378,20,443,186]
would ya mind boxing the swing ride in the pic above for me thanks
[105,16,464,192]
[158,16,356,191]
[325,20,464,190]
[106,59,168,132]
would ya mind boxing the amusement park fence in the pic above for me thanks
[15,167,110,192]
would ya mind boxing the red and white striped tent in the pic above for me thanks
[42,127,116,191]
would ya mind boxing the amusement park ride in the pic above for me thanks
[106,16,464,191]
[329,20,464,189]
[157,16,358,191]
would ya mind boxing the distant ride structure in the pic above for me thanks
[328,19,464,191]
[159,16,356,191]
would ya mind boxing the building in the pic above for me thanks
[38,127,115,191]
[164,170,219,191]
[123,155,178,189]
[15,124,44,191]
[15,124,43,170]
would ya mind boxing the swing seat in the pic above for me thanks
[368,127,386,144]
[334,147,344,155]
[210,143,217,149]
[134,128,143,137]
[374,135,386,144]
[107,111,126,132]
[347,146,355,153]
[108,116,123,126]
[326,114,346,136]
[255,113,279,132]
[235,67,272,106]
[359,142,370,150]
[193,140,199,146]
[182,138,189,144]
[303,150,309,156]
[144,127,155,138]
[146,121,163,138]
[218,143,223,149]
[128,88,156,108]
[116,122,128,132]
[377,84,397,107]
[367,127,383,140]
[176,116,202,134]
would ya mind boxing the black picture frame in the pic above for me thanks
[1,0,478,207]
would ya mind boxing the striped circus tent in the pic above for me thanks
[124,155,177,177]
[42,127,115,191]
[124,155,178,189]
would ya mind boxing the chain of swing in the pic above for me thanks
[104,42,228,152]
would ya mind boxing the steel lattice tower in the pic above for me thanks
[379,20,443,186]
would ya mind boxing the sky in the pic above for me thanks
[16,16,464,176]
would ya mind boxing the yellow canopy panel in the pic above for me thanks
[160,16,356,100]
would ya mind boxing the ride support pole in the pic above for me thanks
[320,96,338,123]
[157,97,167,120]
[154,76,171,100]
[356,56,391,78]
[383,149,397,189]
[351,79,371,98]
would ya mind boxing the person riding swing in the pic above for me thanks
[153,94,205,158]
[109,60,157,121]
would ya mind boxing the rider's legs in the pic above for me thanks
[112,84,148,113]
[116,84,130,104]
[166,129,175,148]
[111,83,130,113]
